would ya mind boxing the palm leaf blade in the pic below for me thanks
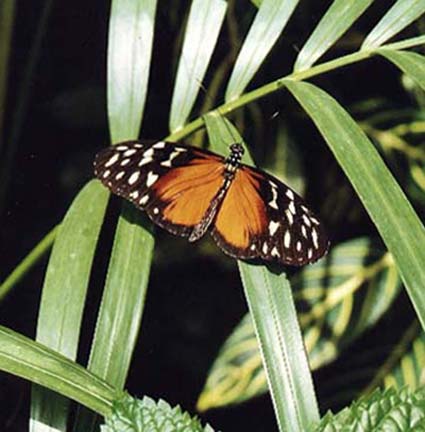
[294,0,373,72]
[285,80,425,332]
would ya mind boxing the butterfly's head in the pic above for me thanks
[229,143,244,158]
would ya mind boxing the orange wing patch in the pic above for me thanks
[212,169,267,257]
[151,158,223,228]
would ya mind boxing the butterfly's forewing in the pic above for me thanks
[212,164,329,265]
[94,141,224,237]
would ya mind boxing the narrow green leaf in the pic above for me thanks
[75,204,154,431]
[204,113,320,432]
[198,237,400,410]
[30,180,109,432]
[238,264,320,432]
[294,0,373,72]
[107,0,158,142]
[378,49,425,92]
[225,0,300,102]
[285,80,425,332]
[169,0,227,132]
[75,2,158,430]
[0,326,116,417]
[89,204,153,386]
[362,0,425,50]
[102,395,216,432]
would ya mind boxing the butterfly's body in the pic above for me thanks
[94,140,329,265]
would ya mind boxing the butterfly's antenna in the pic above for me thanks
[178,48,241,148]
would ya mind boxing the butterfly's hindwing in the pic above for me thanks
[212,165,329,265]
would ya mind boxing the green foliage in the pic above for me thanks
[31,180,109,431]
[0,325,116,417]
[315,387,425,431]
[0,1,424,431]
[198,238,401,410]
[101,395,215,432]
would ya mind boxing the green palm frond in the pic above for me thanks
[0,1,422,431]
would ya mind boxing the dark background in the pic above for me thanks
[0,0,420,430]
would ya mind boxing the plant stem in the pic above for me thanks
[168,34,425,142]
[0,225,57,301]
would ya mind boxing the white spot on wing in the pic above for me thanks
[143,148,154,158]
[271,247,280,257]
[296,241,302,252]
[153,142,166,149]
[160,151,181,167]
[124,149,137,157]
[129,191,139,199]
[269,221,280,236]
[105,154,119,167]
[139,195,149,205]
[250,244,256,251]
[310,216,320,225]
[286,189,294,200]
[312,228,319,249]
[289,201,296,215]
[302,215,312,227]
[284,230,291,248]
[116,145,128,151]
[301,225,307,238]
[153,207,159,214]
[115,171,125,180]
[121,158,131,166]
[102,170,111,178]
[308,248,313,259]
[262,243,268,254]
[128,171,140,185]
[285,210,294,225]
[269,187,278,210]
[146,172,159,187]
[139,156,153,166]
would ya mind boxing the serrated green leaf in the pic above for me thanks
[225,0,300,101]
[294,0,373,72]
[101,394,216,432]
[314,387,425,431]
[285,80,425,332]
[362,0,425,51]
[198,237,401,410]
[30,180,109,432]
[107,0,158,142]
[169,0,227,132]
[0,325,116,417]
[203,113,320,432]
[378,50,425,93]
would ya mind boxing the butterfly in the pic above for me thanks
[94,140,329,266]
